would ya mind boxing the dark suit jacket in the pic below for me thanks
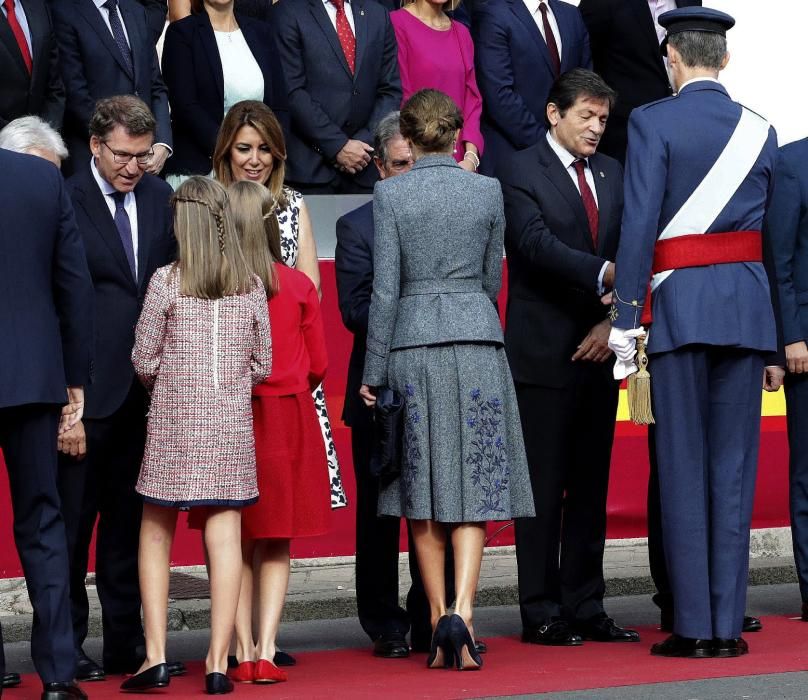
[52,0,172,170]
[0,149,93,408]
[0,0,64,128]
[135,0,167,43]
[161,11,289,177]
[501,136,622,388]
[767,137,808,348]
[66,164,174,419]
[335,200,373,426]
[271,0,401,188]
[474,0,591,176]
[579,0,701,164]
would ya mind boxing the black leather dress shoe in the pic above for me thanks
[41,682,88,700]
[120,663,170,692]
[574,613,641,642]
[743,615,762,633]
[650,634,713,658]
[76,650,106,682]
[166,661,187,676]
[106,657,186,676]
[522,620,583,646]
[205,672,233,695]
[3,672,21,688]
[373,631,410,658]
[713,637,749,657]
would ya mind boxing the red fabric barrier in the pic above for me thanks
[0,262,790,578]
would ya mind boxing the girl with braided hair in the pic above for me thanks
[129,177,271,695]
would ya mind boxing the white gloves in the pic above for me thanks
[608,327,647,380]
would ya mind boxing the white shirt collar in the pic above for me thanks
[546,130,586,171]
[90,157,118,198]
[322,0,351,5]
[677,76,721,93]
[93,0,111,11]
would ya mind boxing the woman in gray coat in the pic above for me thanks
[360,89,534,670]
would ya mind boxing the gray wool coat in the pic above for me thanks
[363,154,506,386]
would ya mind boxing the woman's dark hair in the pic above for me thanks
[399,89,464,155]
[545,69,617,126]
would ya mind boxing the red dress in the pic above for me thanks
[242,263,331,539]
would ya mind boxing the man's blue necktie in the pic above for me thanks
[104,0,134,77]
[111,191,137,281]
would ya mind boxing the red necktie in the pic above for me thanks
[3,0,32,75]
[573,159,599,248]
[538,2,560,78]
[331,0,356,74]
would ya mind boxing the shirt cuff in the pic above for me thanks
[154,143,172,157]
[596,261,610,296]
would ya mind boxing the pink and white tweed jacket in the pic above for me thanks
[132,265,271,507]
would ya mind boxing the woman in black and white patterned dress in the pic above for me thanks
[215,100,346,509]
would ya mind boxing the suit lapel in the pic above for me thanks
[352,0,367,81]
[508,0,553,77]
[75,167,137,287]
[538,138,593,251]
[590,154,612,255]
[200,13,224,104]
[308,0,352,80]
[75,0,134,81]
[135,183,151,289]
[0,7,29,76]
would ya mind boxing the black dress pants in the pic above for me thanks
[646,425,673,614]
[57,384,147,665]
[514,365,619,629]
[352,406,455,647]
[0,404,75,683]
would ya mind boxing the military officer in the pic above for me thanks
[607,7,784,658]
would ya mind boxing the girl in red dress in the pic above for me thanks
[227,180,331,683]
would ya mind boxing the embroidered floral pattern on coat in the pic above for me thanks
[466,389,509,518]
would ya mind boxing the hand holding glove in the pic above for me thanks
[608,327,647,380]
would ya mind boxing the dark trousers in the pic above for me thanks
[351,408,454,647]
[652,347,764,640]
[786,371,808,601]
[646,425,673,614]
[0,404,75,683]
[57,384,147,664]
[514,364,619,628]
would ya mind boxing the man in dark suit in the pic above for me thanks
[579,0,701,165]
[136,0,166,44]
[55,95,177,681]
[767,137,808,622]
[0,147,94,700]
[1,0,64,128]
[271,0,401,194]
[501,69,638,646]
[473,0,591,176]
[51,0,171,175]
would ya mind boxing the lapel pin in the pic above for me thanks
[599,171,605,178]
[360,9,364,14]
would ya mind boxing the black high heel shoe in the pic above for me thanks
[426,615,452,669]
[120,663,170,692]
[447,614,483,671]
[205,672,234,695]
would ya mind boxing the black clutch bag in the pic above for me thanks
[369,387,405,482]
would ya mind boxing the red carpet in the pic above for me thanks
[7,616,808,699]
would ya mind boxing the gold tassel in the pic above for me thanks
[627,335,655,425]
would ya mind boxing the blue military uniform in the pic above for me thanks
[610,8,779,643]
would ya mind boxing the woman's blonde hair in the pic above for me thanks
[227,180,283,298]
[213,101,288,211]
[171,177,254,299]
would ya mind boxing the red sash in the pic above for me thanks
[640,230,762,325]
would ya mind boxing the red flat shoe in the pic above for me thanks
[254,659,287,684]
[229,660,255,683]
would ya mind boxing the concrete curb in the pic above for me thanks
[0,528,797,643]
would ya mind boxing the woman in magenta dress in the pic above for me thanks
[390,0,484,172]
[226,180,331,685]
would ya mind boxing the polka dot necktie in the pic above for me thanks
[330,0,356,74]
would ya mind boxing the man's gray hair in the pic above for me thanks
[668,31,727,70]
[0,116,68,160]
[373,111,402,164]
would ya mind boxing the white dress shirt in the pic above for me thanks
[322,0,355,34]
[91,157,139,277]
[92,0,131,47]
[523,0,563,59]
[546,131,609,291]
[648,0,676,45]
[1,0,33,55]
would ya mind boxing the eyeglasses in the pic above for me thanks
[101,141,153,166]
